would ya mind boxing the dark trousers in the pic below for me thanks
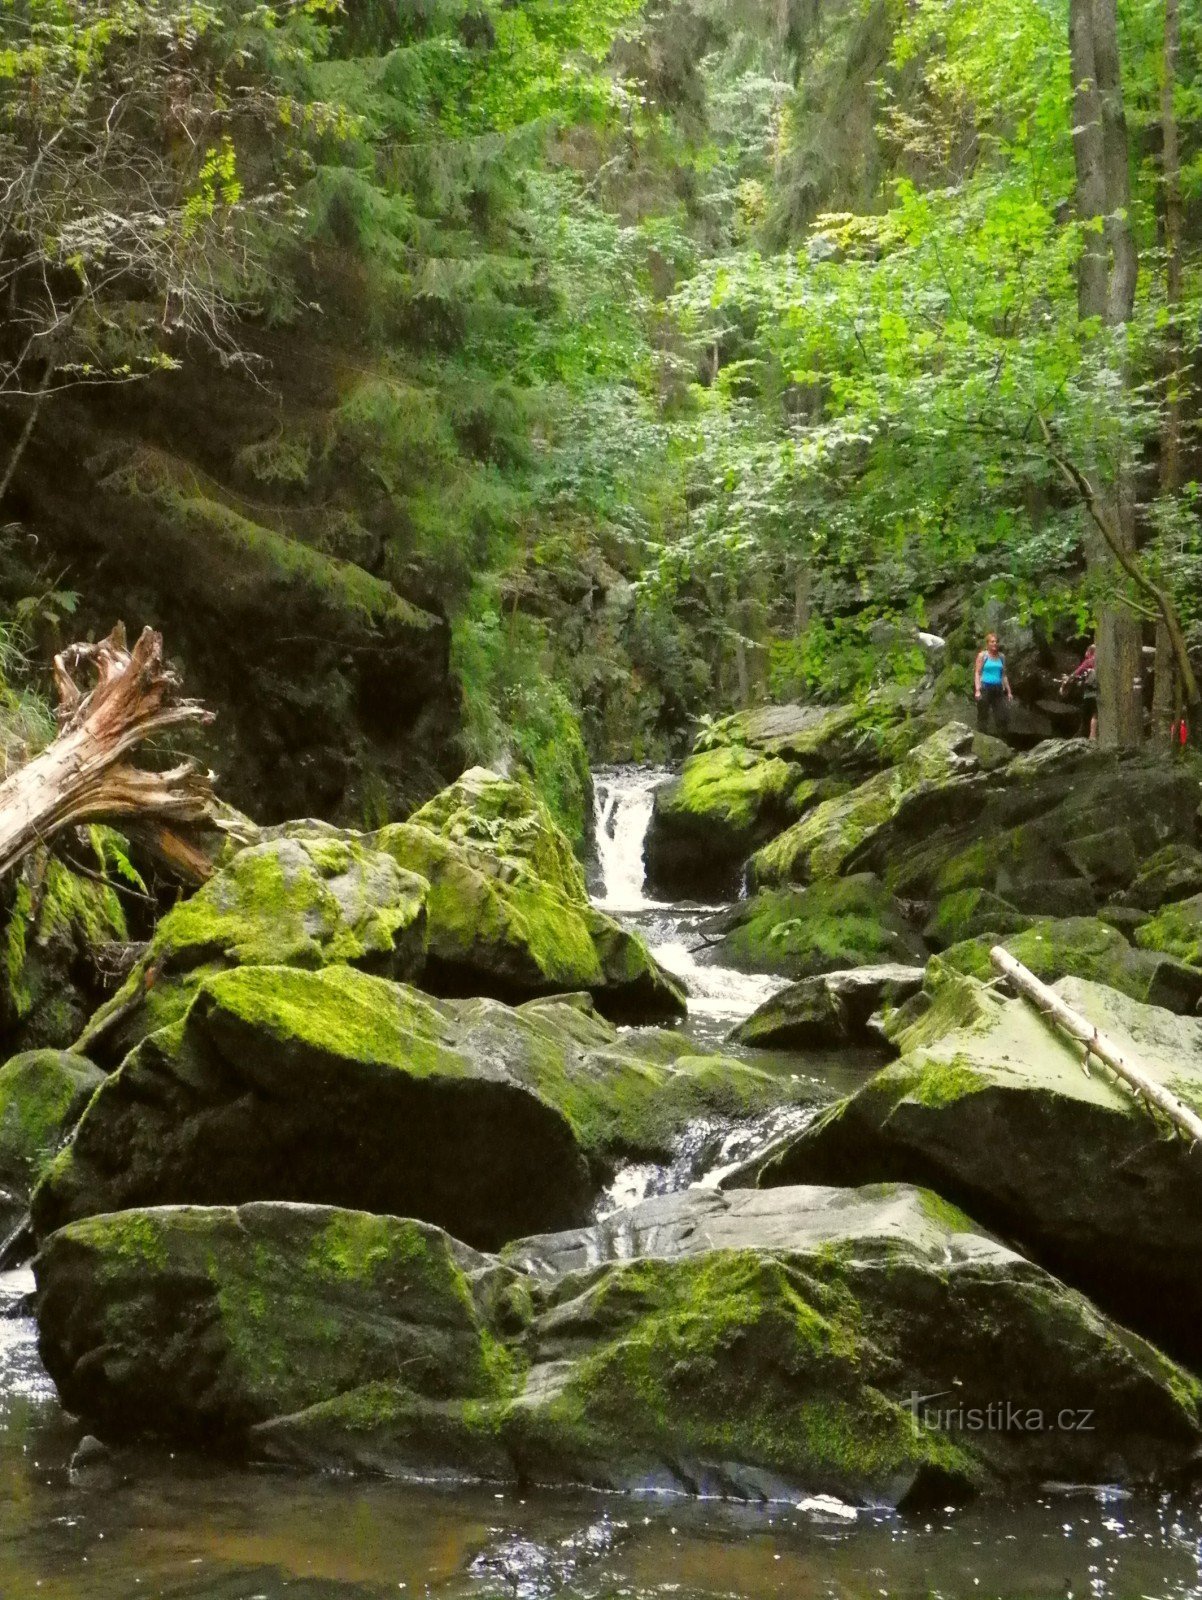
[977,684,1008,735]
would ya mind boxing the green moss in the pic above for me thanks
[915,1189,978,1233]
[0,1050,102,1194]
[512,1251,971,1495]
[196,964,463,1081]
[1135,895,1202,968]
[717,876,924,980]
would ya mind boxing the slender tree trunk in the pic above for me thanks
[1153,0,1184,740]
[1068,0,1142,747]
[794,563,811,635]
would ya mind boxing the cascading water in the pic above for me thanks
[591,765,788,1046]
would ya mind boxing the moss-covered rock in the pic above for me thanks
[78,830,430,1064]
[731,964,926,1051]
[750,723,1010,887]
[34,966,785,1249]
[939,917,1202,1015]
[1134,893,1202,970]
[752,739,1202,928]
[377,772,685,1022]
[409,766,588,901]
[0,1050,102,1201]
[755,971,1202,1369]
[1120,845,1202,913]
[644,745,834,898]
[922,888,1034,950]
[711,874,926,980]
[35,1188,1202,1501]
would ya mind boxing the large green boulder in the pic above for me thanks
[78,828,429,1065]
[940,917,1202,1015]
[750,723,1010,887]
[377,769,685,1022]
[35,1188,1202,1501]
[711,874,926,980]
[644,745,833,898]
[0,1049,102,1241]
[34,966,787,1251]
[1120,845,1202,913]
[751,737,1202,927]
[755,970,1202,1369]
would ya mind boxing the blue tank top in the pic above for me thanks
[980,652,1005,687]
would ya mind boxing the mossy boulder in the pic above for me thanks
[755,971,1202,1368]
[377,772,685,1022]
[78,829,430,1065]
[940,917,1202,1015]
[36,1188,1202,1501]
[409,766,589,901]
[711,874,927,980]
[731,964,927,1051]
[863,742,1202,916]
[34,966,786,1250]
[750,724,1010,887]
[644,745,834,898]
[1120,845,1202,913]
[1135,893,1202,970]
[0,1049,102,1243]
[922,888,1034,950]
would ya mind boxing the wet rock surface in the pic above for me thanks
[756,971,1202,1367]
[36,1185,1202,1503]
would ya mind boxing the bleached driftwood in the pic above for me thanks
[0,623,215,881]
[990,944,1202,1145]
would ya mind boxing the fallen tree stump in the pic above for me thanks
[990,944,1202,1145]
[0,624,215,883]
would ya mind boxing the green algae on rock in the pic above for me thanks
[711,873,926,980]
[644,743,834,897]
[939,916,1202,1015]
[33,965,784,1249]
[0,1048,103,1240]
[376,770,685,1021]
[754,970,1202,1369]
[78,829,430,1065]
[1135,892,1202,970]
[34,1187,1202,1503]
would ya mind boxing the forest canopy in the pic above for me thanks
[0,0,1200,829]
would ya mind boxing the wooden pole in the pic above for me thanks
[990,945,1202,1145]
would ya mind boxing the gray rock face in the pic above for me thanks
[756,971,1202,1367]
[35,1186,1202,1504]
[731,965,927,1050]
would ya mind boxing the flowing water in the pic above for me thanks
[2,765,1201,1598]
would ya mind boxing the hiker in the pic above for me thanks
[974,632,1012,736]
[1061,643,1098,740]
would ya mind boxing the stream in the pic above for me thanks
[1,765,1201,1598]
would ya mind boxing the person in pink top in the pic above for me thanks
[1061,643,1098,740]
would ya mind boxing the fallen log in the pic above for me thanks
[0,624,215,882]
[990,944,1202,1145]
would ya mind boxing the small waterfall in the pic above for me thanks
[591,766,672,912]
[591,765,788,1044]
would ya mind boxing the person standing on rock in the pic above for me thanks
[1061,643,1099,741]
[974,632,1012,735]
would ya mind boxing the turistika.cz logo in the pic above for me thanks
[906,1390,1095,1434]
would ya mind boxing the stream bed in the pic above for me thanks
[2,766,1201,1598]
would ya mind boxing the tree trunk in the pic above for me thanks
[0,624,215,882]
[992,945,1202,1144]
[1068,0,1142,747]
[1152,0,1183,742]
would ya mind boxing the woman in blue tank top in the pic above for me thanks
[974,632,1012,736]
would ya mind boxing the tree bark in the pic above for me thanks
[0,624,215,882]
[992,945,1202,1144]
[1152,0,1184,741]
[1068,0,1142,747]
